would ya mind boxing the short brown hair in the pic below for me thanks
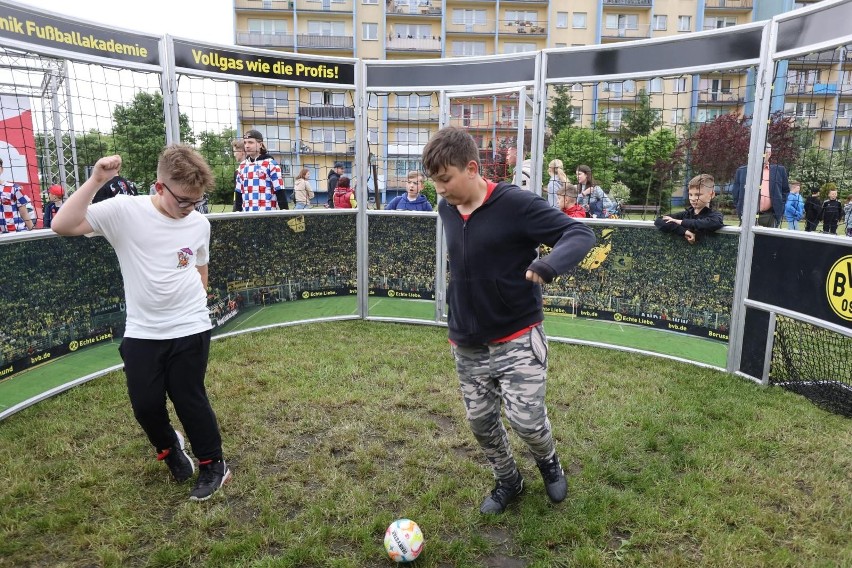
[421,126,479,178]
[556,183,578,198]
[688,173,715,194]
[231,139,245,151]
[407,170,424,182]
[157,144,214,193]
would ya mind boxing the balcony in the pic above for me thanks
[387,107,439,121]
[603,0,652,7]
[785,83,838,95]
[697,90,744,104]
[293,0,353,14]
[601,24,651,41]
[499,20,547,35]
[236,32,295,48]
[704,0,753,9]
[295,34,353,49]
[446,21,497,35]
[235,0,292,11]
[297,105,355,119]
[386,36,441,52]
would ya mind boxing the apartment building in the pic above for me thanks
[232,0,845,194]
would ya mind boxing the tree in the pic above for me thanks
[543,126,617,188]
[791,146,831,193]
[679,113,750,186]
[619,129,682,206]
[545,85,574,139]
[112,91,193,188]
[197,127,237,205]
[621,89,662,141]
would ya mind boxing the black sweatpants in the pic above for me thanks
[119,330,223,461]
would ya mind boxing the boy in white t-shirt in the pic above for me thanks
[51,145,231,502]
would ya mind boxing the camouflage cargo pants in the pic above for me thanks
[451,325,556,481]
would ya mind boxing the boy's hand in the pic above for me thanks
[661,215,681,225]
[92,155,122,184]
[526,269,545,284]
[684,230,696,244]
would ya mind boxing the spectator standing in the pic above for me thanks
[43,184,65,229]
[820,189,842,235]
[293,168,315,210]
[575,165,605,218]
[327,162,344,208]
[783,181,804,231]
[0,157,34,233]
[51,146,231,502]
[545,159,568,207]
[92,168,138,204]
[732,143,789,227]
[422,126,595,515]
[385,171,433,211]
[804,187,822,232]
[333,176,356,209]
[234,129,288,211]
[556,184,586,218]
[655,174,724,244]
[231,138,246,212]
[506,147,532,192]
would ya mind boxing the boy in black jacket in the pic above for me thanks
[804,187,822,232]
[820,189,842,234]
[422,126,595,514]
[655,174,724,243]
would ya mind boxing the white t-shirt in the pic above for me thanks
[86,195,212,340]
[518,159,532,191]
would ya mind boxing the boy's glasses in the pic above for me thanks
[161,182,206,209]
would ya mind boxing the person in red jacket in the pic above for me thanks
[422,126,595,515]
[556,183,586,218]
[332,176,356,209]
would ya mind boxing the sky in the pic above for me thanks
[21,0,234,44]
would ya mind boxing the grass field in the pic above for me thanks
[0,297,726,416]
[0,320,849,567]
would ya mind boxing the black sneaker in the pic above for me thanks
[537,454,567,503]
[157,431,195,483]
[479,474,524,514]
[189,459,232,501]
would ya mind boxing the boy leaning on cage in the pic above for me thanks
[51,145,231,502]
[654,174,724,244]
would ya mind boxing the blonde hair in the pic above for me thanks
[688,173,715,195]
[548,159,568,186]
[157,144,214,192]
[556,182,578,198]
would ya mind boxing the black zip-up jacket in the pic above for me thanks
[439,182,596,346]
[654,205,723,241]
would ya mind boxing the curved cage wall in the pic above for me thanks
[1,0,851,419]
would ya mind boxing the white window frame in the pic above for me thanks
[556,12,568,28]
[362,22,378,40]
[678,16,691,32]
[652,15,667,31]
[572,12,587,29]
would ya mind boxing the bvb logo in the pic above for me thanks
[388,290,396,297]
[825,255,852,321]
[613,313,623,322]
[301,291,310,299]
[69,340,79,352]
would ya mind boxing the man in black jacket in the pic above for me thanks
[326,162,343,208]
[422,126,595,515]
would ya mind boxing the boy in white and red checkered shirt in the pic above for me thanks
[234,129,288,211]
[0,157,34,233]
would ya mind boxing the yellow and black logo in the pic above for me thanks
[69,340,79,352]
[825,255,852,321]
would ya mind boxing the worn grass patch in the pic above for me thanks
[0,321,849,567]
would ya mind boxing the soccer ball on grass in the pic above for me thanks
[384,518,424,563]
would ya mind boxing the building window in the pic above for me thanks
[504,43,537,54]
[309,91,346,106]
[363,23,378,40]
[396,94,431,109]
[363,0,377,4]
[606,14,638,30]
[678,16,691,32]
[307,21,345,36]
[395,128,430,144]
[555,43,568,48]
[671,109,684,124]
[251,89,289,116]
[573,12,587,29]
[248,18,287,35]
[450,103,485,125]
[393,24,432,39]
[452,9,487,27]
[672,77,688,93]
[652,15,667,31]
[451,41,486,56]
[571,83,584,92]
[506,10,537,24]
[709,17,737,29]
[649,77,663,93]
[570,105,582,120]
[556,12,568,28]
